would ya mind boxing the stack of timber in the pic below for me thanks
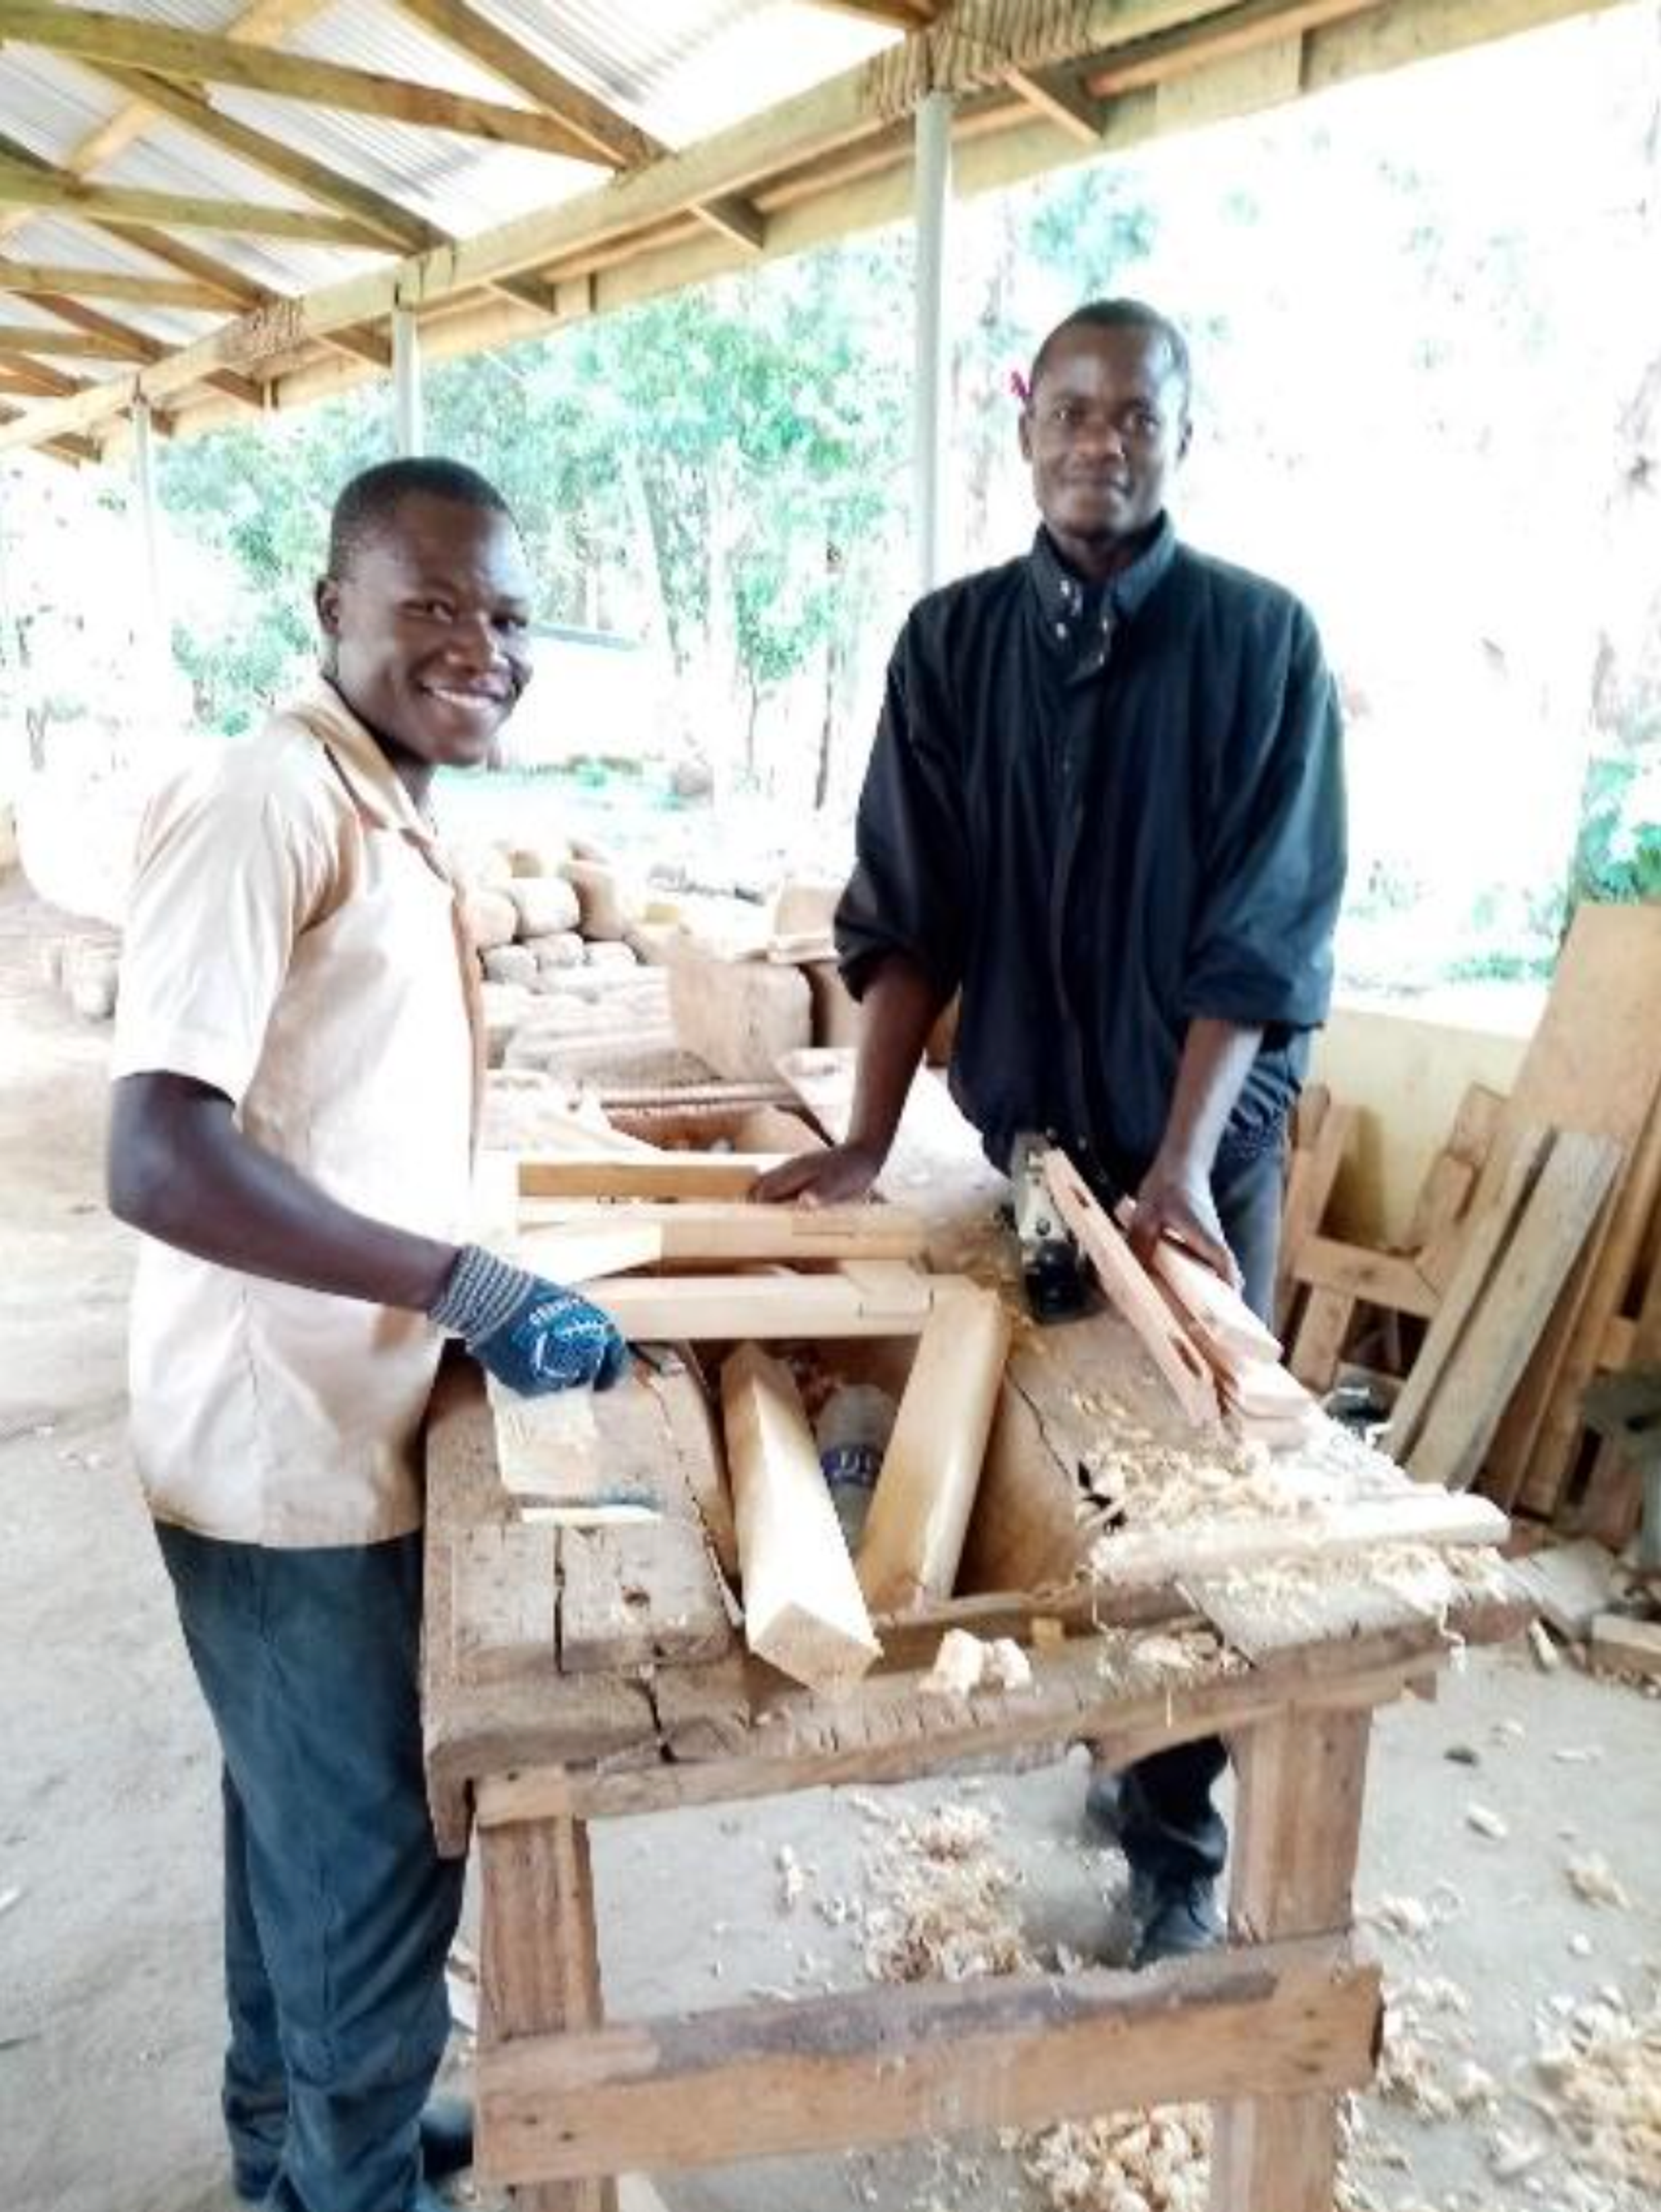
[1280,906,1661,1546]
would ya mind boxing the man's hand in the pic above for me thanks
[1128,1157,1241,1290]
[753,1140,886,1208]
[429,1244,628,1395]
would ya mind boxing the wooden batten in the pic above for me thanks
[856,1284,1010,1612]
[720,1342,879,1691]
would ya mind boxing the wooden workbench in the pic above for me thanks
[423,1257,1524,2212]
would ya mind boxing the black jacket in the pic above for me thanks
[837,519,1347,1191]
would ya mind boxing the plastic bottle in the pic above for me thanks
[814,1384,896,1548]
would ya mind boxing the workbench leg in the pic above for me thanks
[1208,1706,1372,2212]
[479,1814,618,2212]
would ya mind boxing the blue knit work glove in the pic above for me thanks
[428,1244,628,1396]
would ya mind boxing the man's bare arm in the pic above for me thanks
[1128,1017,1264,1286]
[754,953,947,1206]
[108,1072,458,1310]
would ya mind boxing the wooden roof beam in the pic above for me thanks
[389,0,768,256]
[0,259,228,309]
[100,225,391,375]
[0,163,391,250]
[0,3,613,163]
[1081,0,1384,96]
[1007,65,1110,144]
[0,322,141,359]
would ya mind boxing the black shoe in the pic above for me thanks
[233,2096,473,2204]
[1128,1869,1224,1966]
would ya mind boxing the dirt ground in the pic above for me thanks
[2,867,1658,2212]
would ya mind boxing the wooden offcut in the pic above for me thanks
[855,1285,1011,1613]
[720,1343,879,1691]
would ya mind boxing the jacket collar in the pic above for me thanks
[1028,515,1177,676]
[286,677,437,846]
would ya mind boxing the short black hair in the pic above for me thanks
[1029,298,1191,410]
[327,457,517,577]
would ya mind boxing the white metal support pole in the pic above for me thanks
[913,90,953,596]
[131,396,164,640]
[392,308,424,456]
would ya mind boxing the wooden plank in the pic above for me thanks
[1276,1096,1354,1331]
[476,1936,1380,2184]
[1385,1125,1552,1460]
[721,1343,880,1691]
[1519,1096,1661,1520]
[513,1221,666,1281]
[641,1358,738,1581]
[1210,1708,1372,2212]
[0,2,609,162]
[1574,1234,1661,1544]
[1478,904,1661,1504]
[516,1155,783,1204]
[1288,1286,1354,1391]
[519,1198,925,1262]
[1088,1491,1507,1589]
[1407,1131,1622,1491]
[1043,1148,1222,1429]
[1143,1228,1281,1361]
[576,1268,950,1340]
[558,1520,734,1674]
[478,1814,616,2212]
[855,1285,1010,1612]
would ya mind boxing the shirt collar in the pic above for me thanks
[287,676,438,846]
[1028,516,1177,676]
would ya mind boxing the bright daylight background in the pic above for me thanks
[2,0,1658,1024]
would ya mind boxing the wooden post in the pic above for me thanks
[1209,1706,1372,2212]
[478,1812,616,2212]
[392,305,424,455]
[913,89,952,593]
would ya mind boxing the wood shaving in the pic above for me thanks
[776,1843,806,1913]
[1567,1853,1633,1910]
[1375,1975,1476,2119]
[860,1802,1035,1985]
[1024,2108,1209,2212]
[1465,1802,1509,1840]
[919,1629,1036,1699]
[1533,1977,1661,2191]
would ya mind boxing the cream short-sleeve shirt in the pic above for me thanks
[111,681,484,1547]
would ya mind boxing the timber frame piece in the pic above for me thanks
[466,1687,1389,2210]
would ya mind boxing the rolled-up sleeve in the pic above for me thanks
[837,622,971,1002]
[1182,606,1347,1039]
[111,752,337,1104]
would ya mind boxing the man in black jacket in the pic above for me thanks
[760,298,1346,1963]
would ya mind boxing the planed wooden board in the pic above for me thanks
[720,1343,880,1692]
[1132,1217,1281,1362]
[558,1520,735,1675]
[1385,1126,1552,1462]
[510,1222,667,1282]
[1477,902,1661,1508]
[1408,1131,1623,1492]
[1086,1491,1507,1589]
[855,1285,1010,1612]
[578,1267,951,1340]
[1042,1149,1222,1430]
[518,1154,788,1201]
[518,1198,925,1262]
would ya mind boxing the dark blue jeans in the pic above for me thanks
[1114,1141,1285,1887]
[156,1524,465,2212]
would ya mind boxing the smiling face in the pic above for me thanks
[1019,322,1191,577]
[314,490,534,786]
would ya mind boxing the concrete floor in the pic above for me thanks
[1,869,1657,2212]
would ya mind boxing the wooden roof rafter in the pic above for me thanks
[0,0,1632,464]
[0,2,621,162]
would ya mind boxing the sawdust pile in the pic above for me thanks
[1534,1978,1661,2193]
[1022,2109,1209,2212]
[859,1802,1036,1984]
[1373,1975,1490,2120]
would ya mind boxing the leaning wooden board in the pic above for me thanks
[1477,902,1661,1511]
